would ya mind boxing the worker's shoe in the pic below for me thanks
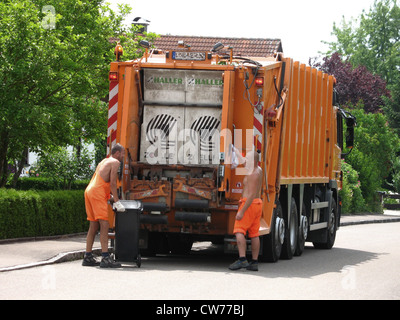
[100,255,121,268]
[246,261,259,271]
[82,254,100,267]
[229,258,249,270]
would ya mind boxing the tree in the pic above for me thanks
[36,146,94,190]
[311,52,390,113]
[320,0,400,211]
[323,0,400,131]
[0,0,157,186]
[353,0,399,87]
[324,0,399,85]
[383,80,400,134]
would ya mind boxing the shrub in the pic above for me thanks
[340,161,366,214]
[0,188,88,240]
[0,189,39,239]
[345,106,400,211]
[14,177,89,191]
[35,147,94,190]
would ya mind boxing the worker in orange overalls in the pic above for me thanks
[82,143,126,268]
[229,149,263,271]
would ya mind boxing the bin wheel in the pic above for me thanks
[136,254,141,268]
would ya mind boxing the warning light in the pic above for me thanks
[109,72,118,81]
[255,77,264,86]
[114,43,123,61]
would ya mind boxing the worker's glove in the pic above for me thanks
[113,201,126,212]
[229,144,239,169]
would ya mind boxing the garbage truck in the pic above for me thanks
[106,40,356,262]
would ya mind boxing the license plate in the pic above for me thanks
[172,51,206,61]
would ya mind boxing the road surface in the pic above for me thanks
[0,222,399,300]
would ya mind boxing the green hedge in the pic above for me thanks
[14,177,89,191]
[0,188,88,240]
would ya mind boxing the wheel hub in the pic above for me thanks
[300,215,308,239]
[275,217,285,245]
[328,208,335,235]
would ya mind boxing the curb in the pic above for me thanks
[340,217,400,227]
[0,248,102,273]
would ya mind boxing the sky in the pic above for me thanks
[107,0,377,64]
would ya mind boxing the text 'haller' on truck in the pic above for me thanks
[106,39,356,262]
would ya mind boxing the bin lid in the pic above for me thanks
[119,200,142,210]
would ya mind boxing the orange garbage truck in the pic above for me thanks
[106,40,355,262]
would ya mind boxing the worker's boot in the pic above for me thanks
[246,260,259,271]
[100,255,121,268]
[228,258,249,270]
[82,253,100,267]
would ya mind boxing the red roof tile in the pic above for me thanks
[153,35,283,57]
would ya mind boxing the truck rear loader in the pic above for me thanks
[106,40,355,262]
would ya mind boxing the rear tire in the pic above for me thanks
[280,197,298,260]
[295,202,307,256]
[260,200,284,262]
[313,197,337,249]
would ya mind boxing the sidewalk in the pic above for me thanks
[340,210,400,226]
[1,212,400,272]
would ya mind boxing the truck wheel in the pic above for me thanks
[260,200,284,262]
[281,197,298,260]
[313,198,337,249]
[295,202,308,256]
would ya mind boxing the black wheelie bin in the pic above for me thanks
[114,200,143,267]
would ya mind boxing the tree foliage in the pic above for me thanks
[320,0,400,210]
[347,106,400,207]
[0,0,157,186]
[323,0,400,131]
[324,0,399,85]
[311,52,390,113]
[35,146,94,190]
[340,160,365,213]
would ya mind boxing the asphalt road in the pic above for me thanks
[1,222,399,301]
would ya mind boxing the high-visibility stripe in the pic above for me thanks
[107,108,118,128]
[253,108,263,152]
[109,82,118,100]
[109,93,118,110]
[107,82,119,154]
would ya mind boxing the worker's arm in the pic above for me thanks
[232,145,246,166]
[109,161,120,202]
[109,161,125,212]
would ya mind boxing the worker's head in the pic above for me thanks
[253,150,261,165]
[244,150,259,173]
[111,143,125,162]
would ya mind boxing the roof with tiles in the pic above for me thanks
[153,35,283,58]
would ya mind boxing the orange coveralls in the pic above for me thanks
[84,168,110,222]
[233,198,263,238]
